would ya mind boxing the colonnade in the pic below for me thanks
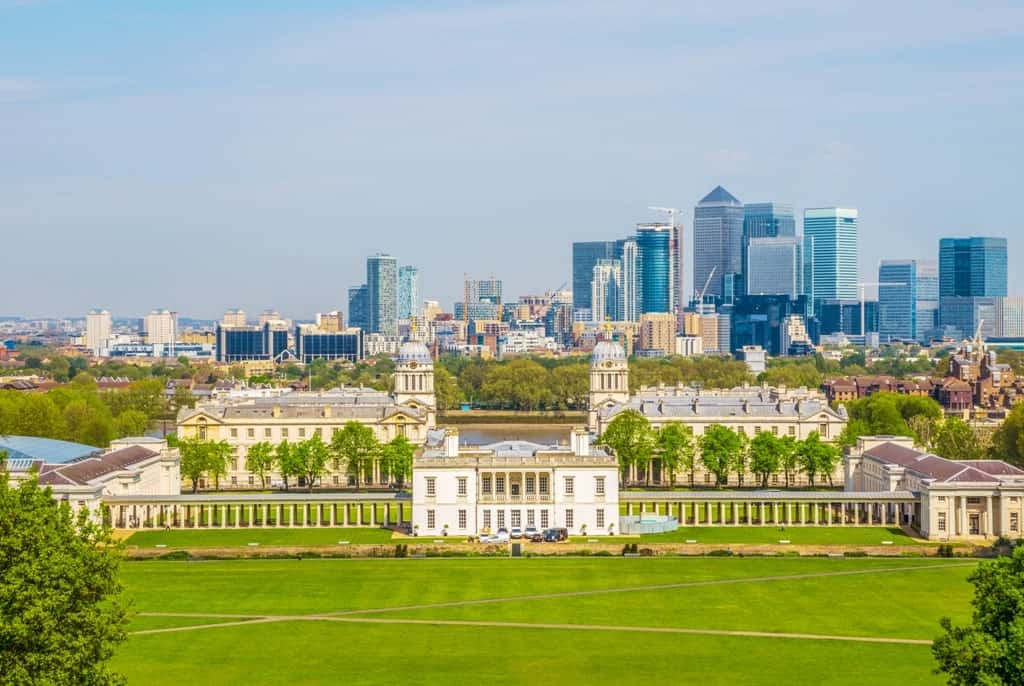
[620,497,915,527]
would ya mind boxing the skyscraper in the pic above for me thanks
[85,309,112,356]
[915,260,939,342]
[620,238,640,322]
[693,186,743,302]
[591,259,622,322]
[745,237,802,298]
[348,285,368,330]
[397,265,421,320]
[938,237,1008,338]
[742,202,795,296]
[571,241,615,312]
[366,254,398,336]
[635,223,675,314]
[144,309,177,354]
[803,207,858,308]
[877,260,918,343]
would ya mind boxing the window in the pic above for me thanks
[457,477,467,497]
[771,474,779,486]
[298,428,306,438]
[526,475,535,494]
[1011,512,1019,533]
[333,475,339,485]
[230,428,238,438]
[315,427,323,437]
[539,475,549,495]
[527,510,535,527]
[966,497,981,505]
[427,510,435,529]
[483,510,491,530]
[264,428,272,438]
[596,509,605,528]
[248,475,254,486]
[937,512,947,532]
[198,419,208,440]
[281,428,289,439]
[737,426,746,435]
[332,459,340,470]
[458,510,467,529]
[231,476,238,486]
[511,510,521,527]
[704,473,711,484]
[426,477,436,497]
[482,476,492,493]
[496,476,506,494]
[819,423,828,438]
[247,428,255,439]
[771,426,779,436]
[754,426,762,434]
[595,476,605,496]
[232,459,239,471]
[788,426,796,436]
[564,477,574,496]
[937,496,946,502]
[565,509,574,528]
[497,511,505,528]
[540,510,549,528]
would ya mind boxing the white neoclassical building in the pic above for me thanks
[411,428,620,537]
[176,342,437,488]
[845,436,1024,540]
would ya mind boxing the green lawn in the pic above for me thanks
[124,527,396,548]
[113,557,976,684]
[639,526,922,545]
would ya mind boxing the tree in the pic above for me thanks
[933,418,984,461]
[178,437,212,493]
[699,424,741,487]
[599,409,655,484]
[206,441,232,490]
[656,422,695,487]
[294,434,330,492]
[113,409,149,438]
[932,546,1024,685]
[733,432,750,487]
[550,364,589,410]
[171,385,196,411]
[778,435,800,487]
[748,432,782,488]
[331,422,380,487]
[380,435,415,488]
[276,440,302,491]
[245,442,276,489]
[797,432,840,487]
[0,471,128,684]
[990,403,1024,466]
[432,366,463,412]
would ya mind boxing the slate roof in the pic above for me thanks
[863,442,1020,485]
[604,393,837,420]
[36,446,159,487]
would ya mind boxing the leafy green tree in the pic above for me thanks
[699,424,741,487]
[276,440,302,490]
[933,418,984,461]
[797,432,840,487]
[778,435,800,487]
[177,437,210,493]
[656,422,695,487]
[758,360,824,389]
[989,403,1024,466]
[432,366,463,412]
[748,432,782,488]
[0,471,128,685]
[245,442,276,489]
[113,409,150,438]
[171,385,196,411]
[380,435,415,488]
[933,546,1024,685]
[734,432,750,487]
[599,409,655,484]
[207,440,231,490]
[479,359,552,410]
[550,364,589,410]
[331,422,380,486]
[294,434,330,491]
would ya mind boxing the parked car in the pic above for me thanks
[543,527,569,542]
[523,527,540,541]
[478,533,499,544]
[495,528,511,543]
[510,527,523,539]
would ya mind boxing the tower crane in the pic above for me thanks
[648,206,683,228]
[696,266,716,313]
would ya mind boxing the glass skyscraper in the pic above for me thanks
[366,254,398,337]
[348,285,368,330]
[636,223,674,314]
[938,237,1008,338]
[397,265,420,320]
[571,241,615,311]
[877,260,918,343]
[803,207,858,309]
[693,186,744,301]
[915,260,939,342]
[742,202,795,296]
[746,236,802,298]
[590,259,622,322]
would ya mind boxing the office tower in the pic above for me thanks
[817,300,877,336]
[729,295,810,356]
[638,313,676,355]
[636,223,675,314]
[144,309,176,349]
[693,186,744,302]
[348,285,368,330]
[422,300,442,321]
[367,254,398,337]
[746,237,802,297]
[939,237,1008,338]
[294,325,364,363]
[467,277,503,305]
[915,260,939,342]
[877,260,918,343]
[591,259,623,322]
[996,297,1024,337]
[398,265,421,320]
[315,311,344,332]
[222,309,247,327]
[619,238,640,322]
[742,202,795,295]
[216,323,289,363]
[85,309,112,356]
[572,241,616,311]
[803,208,858,308]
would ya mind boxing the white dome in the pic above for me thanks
[591,341,627,367]
[397,342,432,365]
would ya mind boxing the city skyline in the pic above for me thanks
[3,2,1024,318]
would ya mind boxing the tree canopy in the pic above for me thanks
[599,410,656,482]
[699,424,742,487]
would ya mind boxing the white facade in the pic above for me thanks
[85,309,112,356]
[145,309,177,348]
[674,335,703,357]
[412,429,620,537]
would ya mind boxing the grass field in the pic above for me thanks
[113,557,976,684]
[124,527,397,548]
[639,526,921,545]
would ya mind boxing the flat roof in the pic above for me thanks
[0,435,101,463]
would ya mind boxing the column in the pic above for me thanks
[773,502,779,525]
[330,505,337,527]
[343,504,349,526]
[719,502,725,525]
[249,505,255,527]
[234,505,241,528]
[867,502,872,526]
[262,504,268,527]
[826,503,833,526]
[959,496,967,537]
[733,502,739,525]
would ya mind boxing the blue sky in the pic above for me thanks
[2,1,1022,319]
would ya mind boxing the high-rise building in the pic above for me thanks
[85,309,112,356]
[996,297,1024,337]
[258,310,283,326]
[745,236,802,298]
[294,325,364,363]
[636,223,675,315]
[939,237,1008,338]
[348,285,368,330]
[915,260,939,342]
[817,299,877,336]
[803,207,858,308]
[216,323,289,363]
[620,239,640,322]
[144,309,176,352]
[367,254,398,337]
[693,186,744,302]
[398,266,421,320]
[222,309,247,327]
[878,260,918,343]
[315,311,344,332]
[742,203,795,296]
[591,259,622,323]
[638,313,675,355]
[572,241,615,311]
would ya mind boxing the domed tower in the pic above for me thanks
[588,341,629,430]
[394,342,436,416]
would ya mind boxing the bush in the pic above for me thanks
[937,544,954,558]
[706,549,734,557]
[394,544,408,558]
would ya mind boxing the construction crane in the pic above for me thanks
[648,206,683,228]
[857,281,906,341]
[696,266,716,313]
[973,319,985,348]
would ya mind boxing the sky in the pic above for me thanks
[2,0,1023,319]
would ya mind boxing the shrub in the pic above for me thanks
[936,544,954,558]
[707,549,734,557]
